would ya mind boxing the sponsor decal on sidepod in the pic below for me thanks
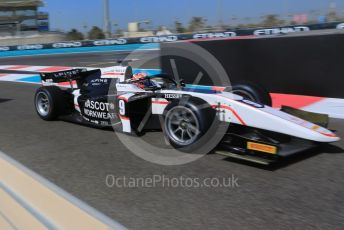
[84,99,115,119]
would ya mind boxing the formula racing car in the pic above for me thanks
[33,66,340,164]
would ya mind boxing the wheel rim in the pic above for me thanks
[165,106,200,146]
[36,92,50,116]
[232,89,256,101]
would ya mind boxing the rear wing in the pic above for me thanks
[40,68,89,83]
[40,66,134,88]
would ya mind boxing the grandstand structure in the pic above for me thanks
[0,0,48,36]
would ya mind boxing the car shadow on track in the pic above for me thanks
[217,144,344,171]
[29,115,344,172]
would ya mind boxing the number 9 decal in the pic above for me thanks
[119,100,126,115]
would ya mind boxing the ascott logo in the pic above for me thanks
[52,42,82,48]
[17,44,43,50]
[337,23,344,29]
[140,36,178,43]
[254,26,310,36]
[93,39,127,46]
[84,99,114,111]
[193,31,237,39]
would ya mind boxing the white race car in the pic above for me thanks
[32,65,339,164]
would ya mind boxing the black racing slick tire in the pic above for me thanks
[34,86,68,121]
[232,83,272,106]
[162,97,216,151]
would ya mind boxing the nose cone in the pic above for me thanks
[317,131,340,142]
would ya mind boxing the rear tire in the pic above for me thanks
[34,86,67,121]
[232,83,272,106]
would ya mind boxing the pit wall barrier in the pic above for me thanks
[160,32,344,118]
[0,21,343,57]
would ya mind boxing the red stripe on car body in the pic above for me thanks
[152,101,170,105]
[211,104,246,125]
[270,93,325,109]
[119,115,130,120]
[58,80,77,86]
[319,132,337,137]
[118,96,129,102]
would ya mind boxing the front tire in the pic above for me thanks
[34,86,67,121]
[163,98,215,151]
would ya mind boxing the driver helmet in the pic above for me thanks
[132,72,159,89]
[132,72,147,89]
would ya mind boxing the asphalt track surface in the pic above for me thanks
[1,51,344,230]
